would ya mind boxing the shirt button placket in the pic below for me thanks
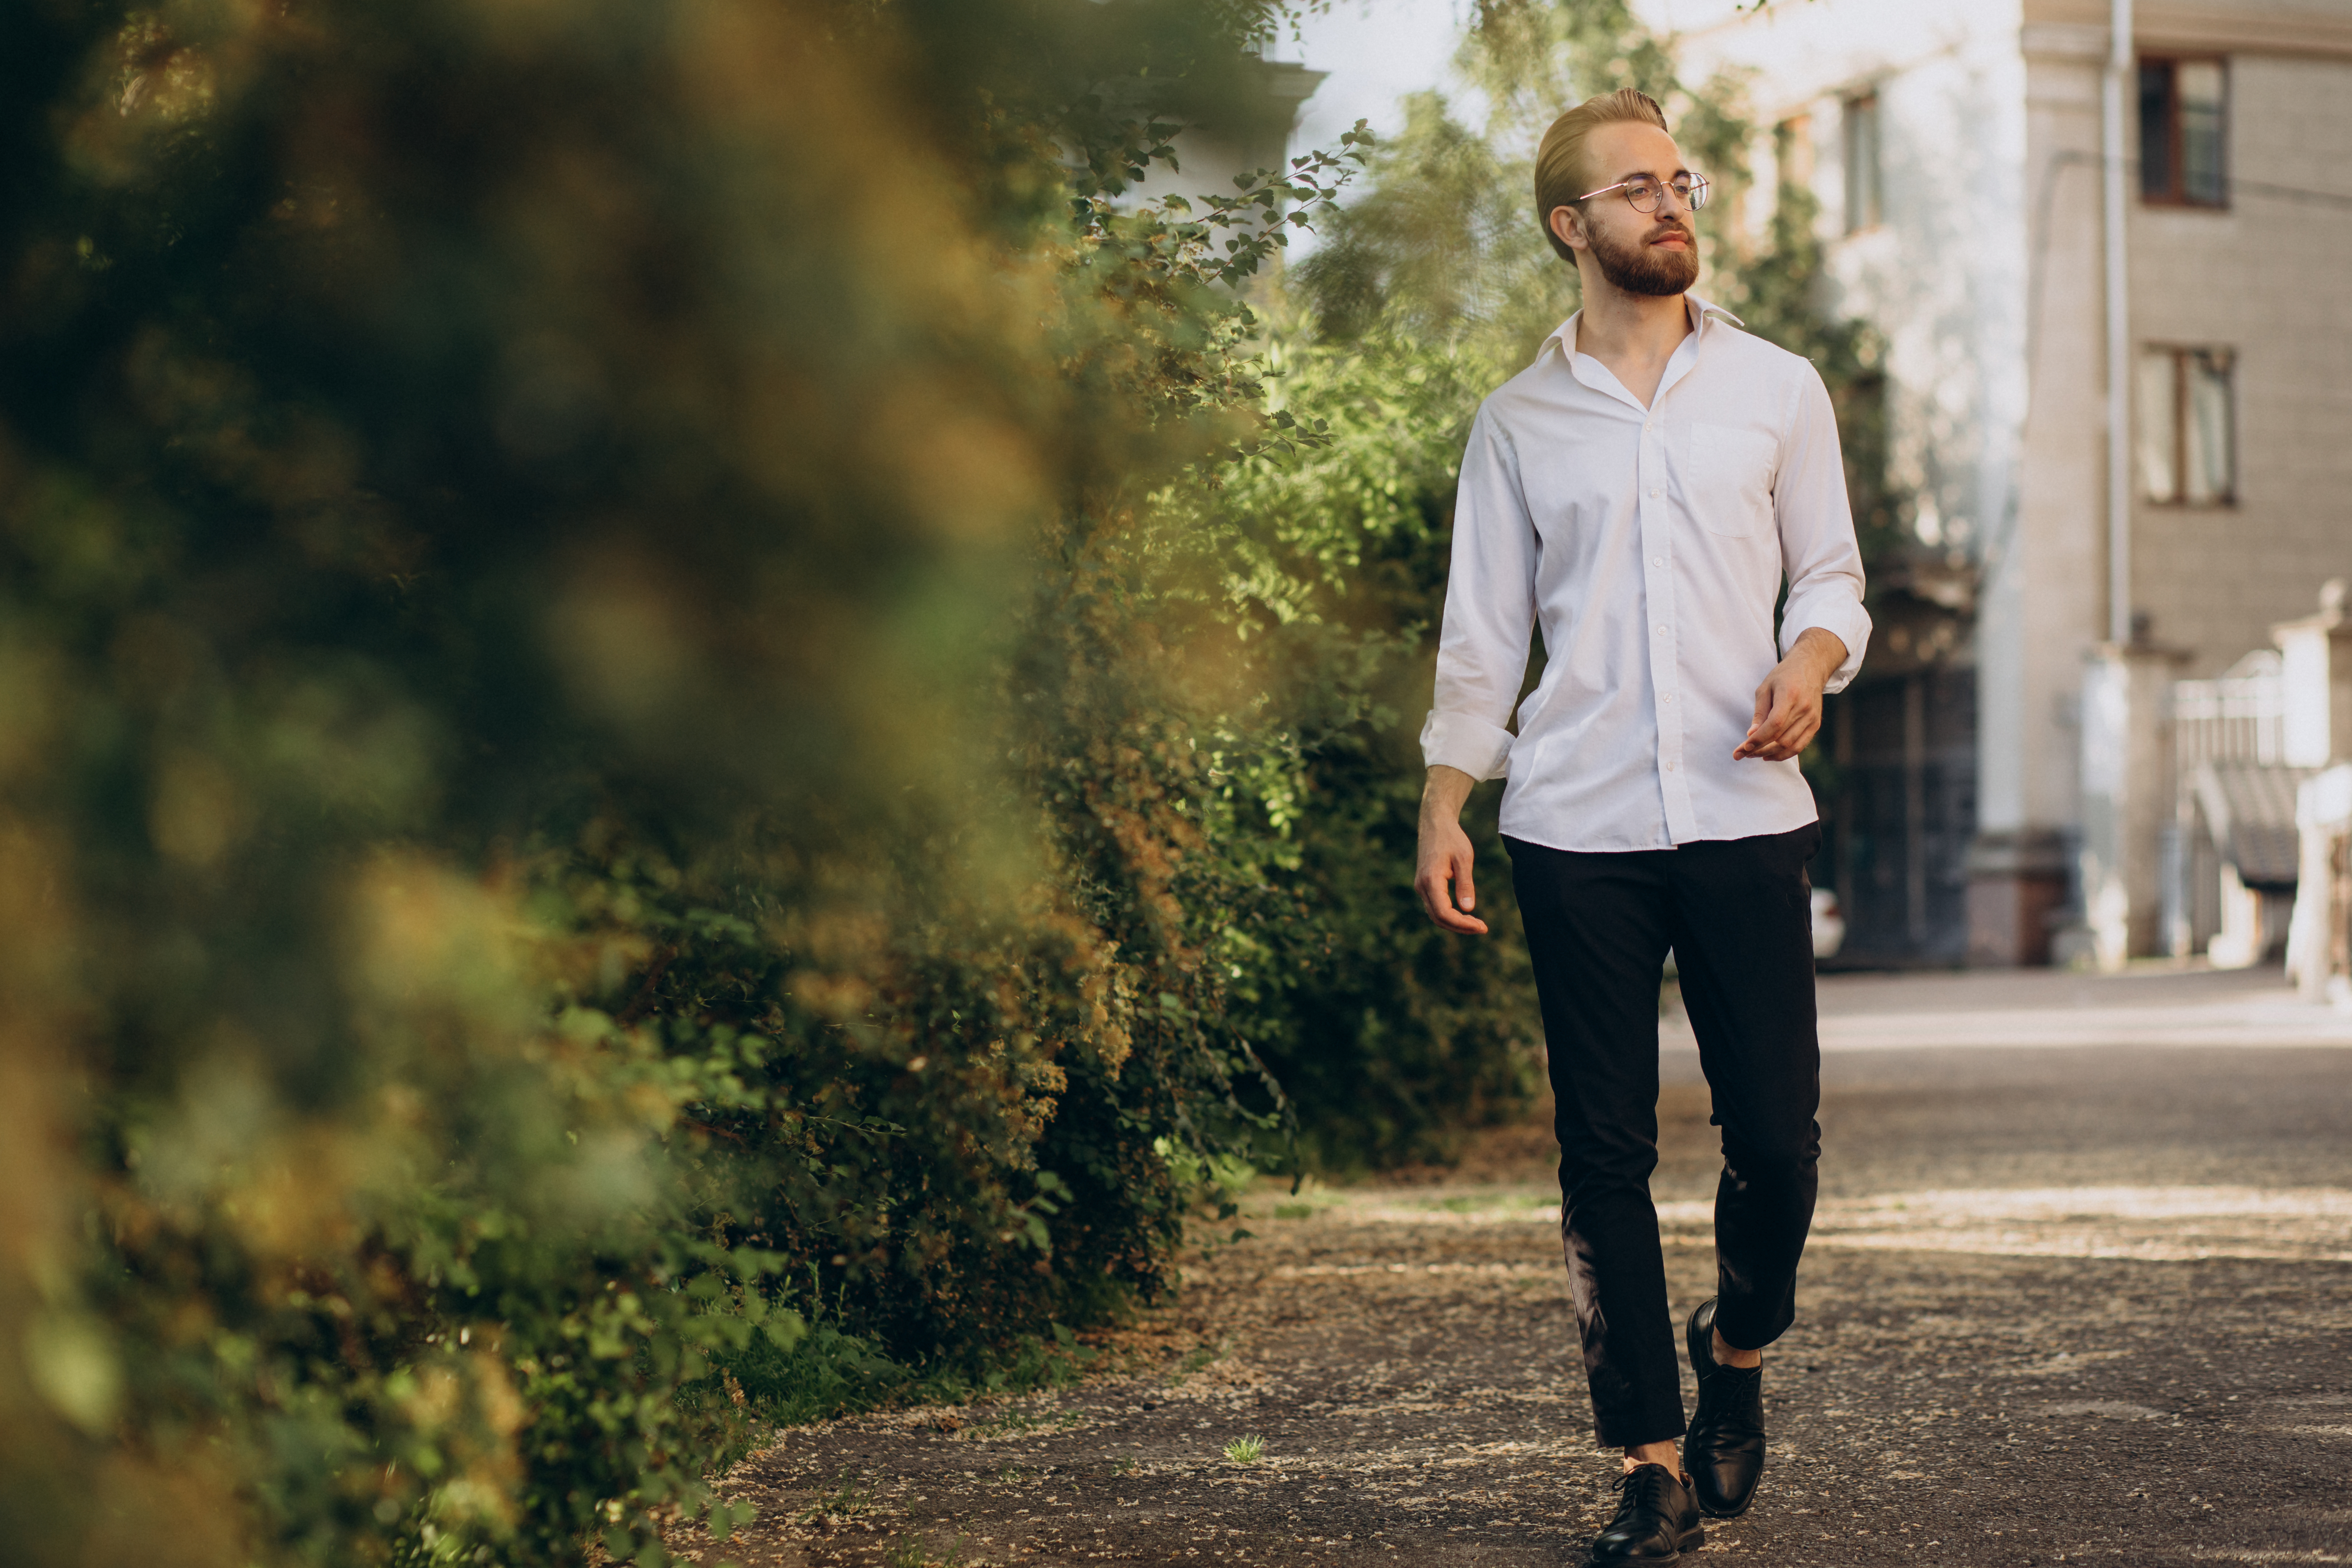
[1645,415,1688,828]
[1641,419,1680,806]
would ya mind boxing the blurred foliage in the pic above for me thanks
[0,0,1372,1564]
[1186,339,1548,1168]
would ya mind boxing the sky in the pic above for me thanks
[1258,0,1757,253]
[1265,0,1759,159]
[1257,0,1481,256]
[1265,0,1479,158]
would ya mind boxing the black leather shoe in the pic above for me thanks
[1586,1462,1704,1564]
[1683,1298,1766,1518]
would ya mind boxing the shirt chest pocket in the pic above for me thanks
[1678,421,1779,538]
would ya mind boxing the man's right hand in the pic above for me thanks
[1414,764,1489,935]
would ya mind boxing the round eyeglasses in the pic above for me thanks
[1576,174,1710,214]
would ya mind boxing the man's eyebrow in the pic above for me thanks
[1614,167,1695,183]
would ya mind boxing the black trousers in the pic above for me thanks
[1506,824,1823,1449]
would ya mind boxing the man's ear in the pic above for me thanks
[1548,204,1584,253]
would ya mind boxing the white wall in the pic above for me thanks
[2126,49,2352,678]
[1664,0,2029,569]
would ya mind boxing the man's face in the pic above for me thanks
[1550,121,1700,298]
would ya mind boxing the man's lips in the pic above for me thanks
[1650,229,1692,247]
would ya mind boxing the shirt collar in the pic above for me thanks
[1540,293,1742,411]
[1539,292,1742,361]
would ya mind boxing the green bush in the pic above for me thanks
[0,1,1365,1563]
[1193,339,1548,1168]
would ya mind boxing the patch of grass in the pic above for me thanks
[1273,1202,1316,1220]
[1222,1434,1266,1465]
[883,1532,967,1568]
[1172,1339,1224,1378]
[1156,1138,1261,1214]
[698,1304,1109,1452]
[696,1315,911,1434]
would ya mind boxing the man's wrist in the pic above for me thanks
[1789,627,1847,689]
[1422,763,1476,823]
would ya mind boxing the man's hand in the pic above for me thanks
[1415,764,1489,935]
[1734,627,1847,762]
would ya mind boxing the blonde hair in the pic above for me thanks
[1533,89,1671,261]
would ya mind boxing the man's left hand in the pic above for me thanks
[1734,627,1847,762]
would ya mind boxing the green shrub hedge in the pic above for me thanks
[0,2,1382,1563]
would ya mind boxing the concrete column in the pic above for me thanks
[2077,640,2189,968]
[2288,766,2352,1001]
[2274,579,2352,768]
[2279,582,2352,1001]
[1972,39,2108,969]
[1966,828,2069,966]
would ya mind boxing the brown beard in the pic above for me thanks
[1588,220,1699,297]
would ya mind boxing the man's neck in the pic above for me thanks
[1570,283,1692,409]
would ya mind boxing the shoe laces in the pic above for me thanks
[1612,1464,1682,1512]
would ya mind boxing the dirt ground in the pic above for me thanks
[693,970,2352,1568]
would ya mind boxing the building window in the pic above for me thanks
[2139,57,2227,206]
[2137,345,2236,505]
[1841,92,1882,232]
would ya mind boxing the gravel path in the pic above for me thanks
[697,969,2352,1568]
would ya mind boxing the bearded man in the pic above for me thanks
[1412,89,1870,1566]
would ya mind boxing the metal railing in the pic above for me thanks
[2166,650,2288,959]
[2172,649,2286,771]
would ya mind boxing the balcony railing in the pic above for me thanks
[2172,648,2285,771]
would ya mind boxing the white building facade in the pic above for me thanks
[1664,0,2352,965]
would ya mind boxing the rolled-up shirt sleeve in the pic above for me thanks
[1420,406,1538,780]
[1772,366,1872,693]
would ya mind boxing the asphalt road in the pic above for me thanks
[705,964,2352,1568]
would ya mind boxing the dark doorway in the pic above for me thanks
[1815,663,1977,965]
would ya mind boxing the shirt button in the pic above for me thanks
[1655,625,1667,635]
[1665,761,1677,772]
[1649,488,1661,498]
[1653,556,1664,567]
[1661,693,1673,703]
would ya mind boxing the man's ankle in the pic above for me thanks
[1711,1326,1762,1370]
[1623,1441,1683,1475]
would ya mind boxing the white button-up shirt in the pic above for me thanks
[1419,295,1870,852]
